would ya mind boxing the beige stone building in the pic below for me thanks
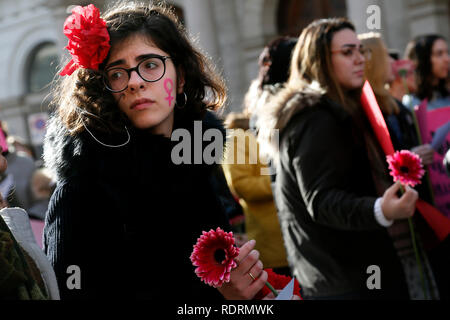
[0,0,448,158]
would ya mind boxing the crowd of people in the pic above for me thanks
[0,1,449,301]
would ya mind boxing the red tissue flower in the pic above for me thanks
[190,227,239,288]
[387,150,425,187]
[254,269,302,300]
[60,4,110,76]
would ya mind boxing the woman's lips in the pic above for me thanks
[130,98,154,110]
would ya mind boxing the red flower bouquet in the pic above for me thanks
[190,227,239,288]
[387,150,425,187]
[60,4,110,76]
[254,269,301,300]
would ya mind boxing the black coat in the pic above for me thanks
[43,112,230,300]
[257,86,409,299]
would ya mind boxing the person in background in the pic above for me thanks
[222,37,297,276]
[257,17,420,299]
[0,145,50,300]
[223,111,289,275]
[403,34,450,110]
[27,168,55,221]
[0,122,36,210]
[359,32,441,300]
[388,56,417,103]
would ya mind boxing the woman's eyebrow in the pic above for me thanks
[105,54,160,69]
[105,59,125,69]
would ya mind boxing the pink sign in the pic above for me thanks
[0,127,8,153]
[425,106,450,217]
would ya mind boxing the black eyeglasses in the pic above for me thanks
[103,54,171,93]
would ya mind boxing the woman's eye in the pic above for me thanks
[342,49,353,56]
[143,61,158,69]
[110,71,123,80]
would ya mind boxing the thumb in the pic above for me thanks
[385,180,402,198]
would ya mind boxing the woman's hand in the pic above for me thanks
[381,181,418,220]
[411,144,434,166]
[217,239,267,300]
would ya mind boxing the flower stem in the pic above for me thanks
[399,184,428,299]
[265,281,278,297]
[407,217,428,299]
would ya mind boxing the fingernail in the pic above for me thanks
[249,239,256,246]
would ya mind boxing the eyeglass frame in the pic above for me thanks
[330,45,372,60]
[103,54,172,93]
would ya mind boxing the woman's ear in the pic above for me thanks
[177,67,185,94]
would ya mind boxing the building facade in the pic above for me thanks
[0,0,448,158]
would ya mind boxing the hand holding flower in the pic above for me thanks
[217,240,267,300]
[381,181,418,220]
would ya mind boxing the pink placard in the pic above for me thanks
[0,127,8,153]
[426,106,450,217]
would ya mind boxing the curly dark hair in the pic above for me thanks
[405,34,449,101]
[52,1,227,135]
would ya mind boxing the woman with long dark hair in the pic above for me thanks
[404,34,450,110]
[257,18,423,299]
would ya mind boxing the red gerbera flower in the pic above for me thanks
[387,150,425,187]
[190,227,239,288]
[254,269,302,300]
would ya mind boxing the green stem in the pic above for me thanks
[399,184,428,299]
[407,217,428,299]
[265,281,278,297]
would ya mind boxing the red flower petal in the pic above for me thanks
[190,227,239,288]
[387,150,425,187]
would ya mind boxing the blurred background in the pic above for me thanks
[0,0,449,160]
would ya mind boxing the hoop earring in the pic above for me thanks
[176,92,187,109]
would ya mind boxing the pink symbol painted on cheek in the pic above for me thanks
[164,78,174,106]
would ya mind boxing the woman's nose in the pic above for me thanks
[127,70,145,91]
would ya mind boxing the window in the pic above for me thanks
[27,42,59,93]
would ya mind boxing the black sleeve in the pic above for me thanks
[44,180,121,300]
[288,110,381,231]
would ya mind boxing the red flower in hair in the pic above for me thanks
[60,4,110,76]
[254,269,302,300]
[190,227,239,288]
[387,150,425,187]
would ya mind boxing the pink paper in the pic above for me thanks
[0,127,8,153]
[426,106,450,217]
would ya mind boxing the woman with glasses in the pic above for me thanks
[44,2,268,300]
[257,18,419,299]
